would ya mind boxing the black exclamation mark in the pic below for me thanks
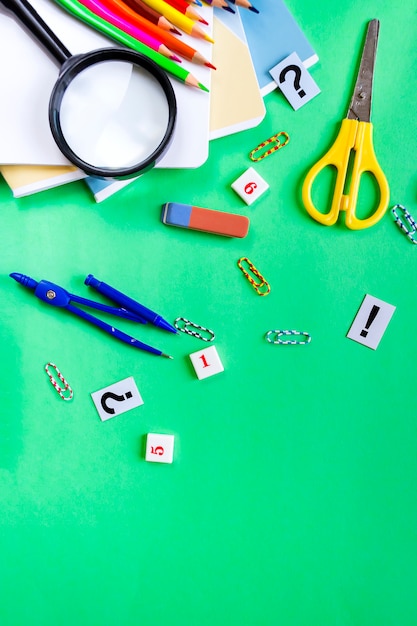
[360,305,380,337]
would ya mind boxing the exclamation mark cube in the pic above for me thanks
[347,294,396,350]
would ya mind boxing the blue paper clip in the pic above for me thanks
[265,330,311,345]
[391,204,417,244]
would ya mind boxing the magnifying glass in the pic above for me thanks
[1,0,177,178]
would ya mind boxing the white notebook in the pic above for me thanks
[0,0,212,168]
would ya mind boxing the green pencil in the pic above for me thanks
[53,0,209,91]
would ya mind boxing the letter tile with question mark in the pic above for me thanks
[269,51,321,111]
[231,167,269,205]
[146,433,175,463]
[91,376,143,421]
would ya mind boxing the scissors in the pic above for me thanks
[302,19,389,229]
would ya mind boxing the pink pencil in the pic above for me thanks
[78,0,182,60]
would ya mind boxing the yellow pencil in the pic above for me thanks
[141,0,214,42]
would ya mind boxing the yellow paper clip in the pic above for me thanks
[237,257,270,296]
[249,131,290,162]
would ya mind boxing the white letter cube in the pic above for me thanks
[189,345,224,380]
[145,433,175,463]
[231,167,269,205]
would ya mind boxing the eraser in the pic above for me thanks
[161,202,249,238]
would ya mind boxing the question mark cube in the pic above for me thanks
[145,433,175,463]
[91,376,143,421]
[231,167,269,205]
[269,51,321,111]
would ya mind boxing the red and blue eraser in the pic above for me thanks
[161,202,249,238]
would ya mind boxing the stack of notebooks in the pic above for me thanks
[0,0,317,201]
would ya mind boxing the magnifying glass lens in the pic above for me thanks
[57,59,171,171]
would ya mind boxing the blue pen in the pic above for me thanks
[10,273,173,358]
[85,274,178,334]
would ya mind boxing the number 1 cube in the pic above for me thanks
[189,345,224,380]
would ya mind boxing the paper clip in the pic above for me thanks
[45,362,73,401]
[391,204,417,244]
[174,317,215,342]
[249,131,290,162]
[265,330,311,345]
[237,257,270,296]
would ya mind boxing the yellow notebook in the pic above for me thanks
[0,164,86,198]
[209,12,265,139]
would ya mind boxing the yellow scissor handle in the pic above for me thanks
[302,118,390,229]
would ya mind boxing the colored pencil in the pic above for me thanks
[163,0,208,24]
[141,0,214,41]
[227,0,258,13]
[53,0,209,90]
[202,0,233,11]
[100,0,215,67]
[122,0,181,34]
[78,0,182,60]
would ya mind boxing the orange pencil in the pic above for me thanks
[163,0,208,24]
[123,0,181,32]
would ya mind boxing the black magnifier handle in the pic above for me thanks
[0,0,71,65]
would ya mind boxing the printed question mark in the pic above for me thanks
[279,64,306,98]
[101,390,133,414]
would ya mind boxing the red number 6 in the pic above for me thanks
[244,181,257,194]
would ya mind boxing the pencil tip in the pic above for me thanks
[224,5,235,12]
[163,353,174,359]
[171,55,182,62]
[249,6,259,12]
[205,62,217,70]
[185,73,209,92]
[171,27,182,35]
[199,18,209,25]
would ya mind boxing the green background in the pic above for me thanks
[1,1,417,624]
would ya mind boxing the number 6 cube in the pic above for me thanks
[231,166,269,205]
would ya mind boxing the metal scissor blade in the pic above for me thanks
[347,19,380,122]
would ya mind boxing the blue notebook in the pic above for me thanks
[84,175,138,203]
[239,0,318,96]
